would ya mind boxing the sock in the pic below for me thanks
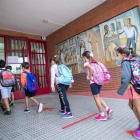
[37,103,39,106]
[100,112,104,116]
[106,107,109,111]
[27,107,29,110]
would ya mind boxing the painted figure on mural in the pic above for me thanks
[104,25,114,39]
[116,18,138,50]
[77,36,87,57]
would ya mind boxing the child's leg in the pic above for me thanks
[11,92,14,102]
[30,97,39,104]
[132,99,140,123]
[57,84,71,113]
[25,97,29,108]
[3,98,10,111]
[99,97,108,108]
[93,94,103,113]
[58,94,65,111]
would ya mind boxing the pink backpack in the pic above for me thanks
[85,61,111,85]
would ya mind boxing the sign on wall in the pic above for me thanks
[7,56,19,63]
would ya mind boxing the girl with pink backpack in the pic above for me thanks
[82,51,113,121]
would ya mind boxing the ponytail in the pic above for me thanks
[116,45,138,58]
[82,51,94,61]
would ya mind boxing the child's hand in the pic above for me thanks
[86,76,90,80]
[69,85,72,88]
[51,87,55,93]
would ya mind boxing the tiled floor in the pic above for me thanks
[0,94,138,140]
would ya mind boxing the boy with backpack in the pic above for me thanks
[0,60,14,115]
[21,62,43,113]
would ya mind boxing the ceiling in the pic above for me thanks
[0,0,105,37]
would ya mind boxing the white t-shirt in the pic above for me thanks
[84,62,94,84]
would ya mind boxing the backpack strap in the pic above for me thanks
[23,71,31,75]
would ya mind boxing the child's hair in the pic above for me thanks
[0,60,6,68]
[82,51,94,61]
[50,55,61,65]
[116,45,138,58]
[6,66,12,70]
[22,62,30,69]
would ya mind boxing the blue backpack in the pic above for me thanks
[56,64,73,85]
[24,71,38,93]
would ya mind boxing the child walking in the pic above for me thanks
[6,66,15,106]
[0,60,12,115]
[21,62,43,113]
[116,46,140,139]
[50,56,73,118]
[82,51,113,120]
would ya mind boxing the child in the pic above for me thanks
[50,56,73,118]
[0,60,12,115]
[21,62,43,113]
[6,66,15,106]
[116,46,140,139]
[82,51,113,120]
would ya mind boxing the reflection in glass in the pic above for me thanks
[42,77,45,88]
[43,54,46,64]
[0,37,5,60]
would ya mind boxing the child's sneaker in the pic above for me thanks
[134,131,140,139]
[38,103,43,113]
[106,108,113,119]
[1,106,6,111]
[61,112,73,118]
[24,108,30,113]
[95,114,107,121]
[59,110,65,114]
[136,124,140,132]
[9,100,13,106]
[11,102,15,106]
[4,110,11,115]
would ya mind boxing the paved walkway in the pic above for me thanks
[0,94,138,140]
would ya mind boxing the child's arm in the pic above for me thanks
[85,64,94,79]
[117,61,131,95]
[21,73,26,87]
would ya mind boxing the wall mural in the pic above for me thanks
[56,7,140,74]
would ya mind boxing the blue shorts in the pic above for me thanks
[90,83,102,95]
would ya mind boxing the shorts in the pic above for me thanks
[1,87,12,99]
[128,86,140,100]
[24,89,35,98]
[90,83,102,95]
[11,85,15,92]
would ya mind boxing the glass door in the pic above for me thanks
[29,39,51,95]
[6,37,28,93]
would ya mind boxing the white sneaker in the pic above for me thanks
[38,103,43,113]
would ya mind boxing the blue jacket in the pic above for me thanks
[117,57,140,95]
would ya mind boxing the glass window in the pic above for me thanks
[0,37,5,60]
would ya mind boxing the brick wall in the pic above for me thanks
[47,0,139,95]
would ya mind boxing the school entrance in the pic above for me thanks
[0,35,51,99]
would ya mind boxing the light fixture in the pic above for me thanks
[43,20,65,26]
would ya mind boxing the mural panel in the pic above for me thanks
[56,7,140,74]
